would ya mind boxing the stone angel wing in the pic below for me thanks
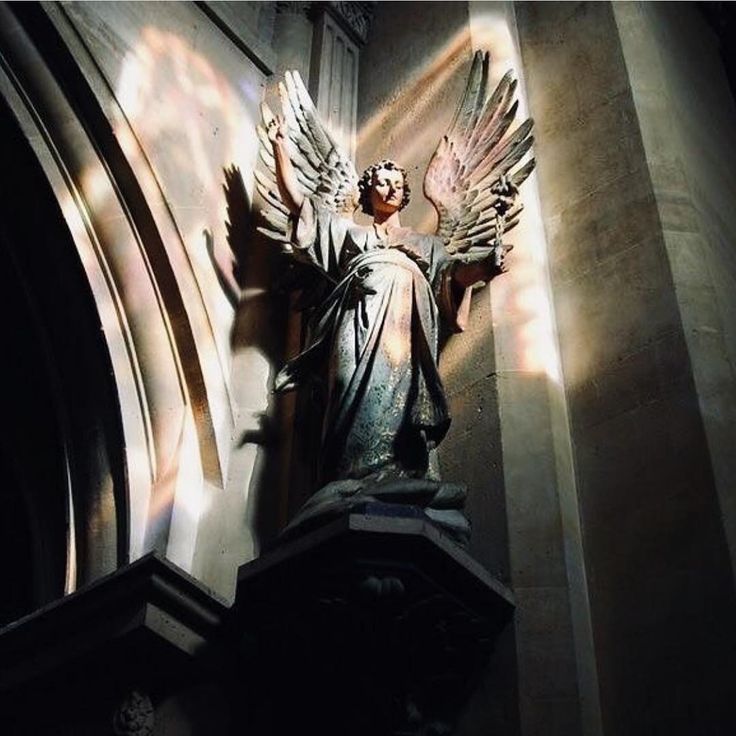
[424,51,535,259]
[254,70,359,255]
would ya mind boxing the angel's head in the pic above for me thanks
[358,160,411,216]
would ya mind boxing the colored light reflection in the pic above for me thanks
[356,27,472,158]
[110,24,267,561]
[55,20,266,565]
[356,15,561,385]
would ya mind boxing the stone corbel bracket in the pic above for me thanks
[228,505,515,735]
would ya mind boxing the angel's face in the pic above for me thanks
[370,167,405,215]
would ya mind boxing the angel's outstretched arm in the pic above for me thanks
[266,116,303,215]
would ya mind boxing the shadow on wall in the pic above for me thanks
[25,1,276,580]
[108,19,281,569]
[104,12,299,572]
[221,162,289,552]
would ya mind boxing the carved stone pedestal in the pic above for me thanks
[228,503,514,736]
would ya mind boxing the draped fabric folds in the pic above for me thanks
[275,200,471,485]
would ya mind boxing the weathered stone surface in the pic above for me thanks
[615,2,736,590]
[496,373,569,590]
[520,2,736,732]
[514,586,579,702]
[443,372,507,575]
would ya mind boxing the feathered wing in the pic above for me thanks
[424,51,535,257]
[254,70,358,253]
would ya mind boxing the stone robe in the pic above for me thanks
[275,200,471,488]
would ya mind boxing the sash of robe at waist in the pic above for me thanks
[341,245,428,281]
[277,248,432,389]
[311,247,428,321]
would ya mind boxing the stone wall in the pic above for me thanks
[615,0,736,583]
[0,0,284,599]
[57,0,275,595]
[518,2,736,733]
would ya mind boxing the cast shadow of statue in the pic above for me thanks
[205,166,249,310]
[219,164,311,553]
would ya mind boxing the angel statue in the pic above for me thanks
[255,51,534,545]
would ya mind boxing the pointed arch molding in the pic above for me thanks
[0,4,232,573]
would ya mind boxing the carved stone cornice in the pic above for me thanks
[276,1,312,15]
[309,1,376,45]
[231,506,515,735]
[328,1,375,43]
[0,553,227,731]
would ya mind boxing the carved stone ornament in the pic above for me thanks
[327,1,375,43]
[111,690,154,736]
[290,1,375,43]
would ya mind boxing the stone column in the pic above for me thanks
[308,3,362,157]
[516,2,736,733]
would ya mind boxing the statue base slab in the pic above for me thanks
[281,477,471,545]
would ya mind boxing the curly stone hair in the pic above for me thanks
[358,159,411,215]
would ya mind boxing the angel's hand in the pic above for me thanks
[451,242,513,288]
[477,242,513,281]
[264,112,303,215]
[266,115,287,146]
[489,242,513,276]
